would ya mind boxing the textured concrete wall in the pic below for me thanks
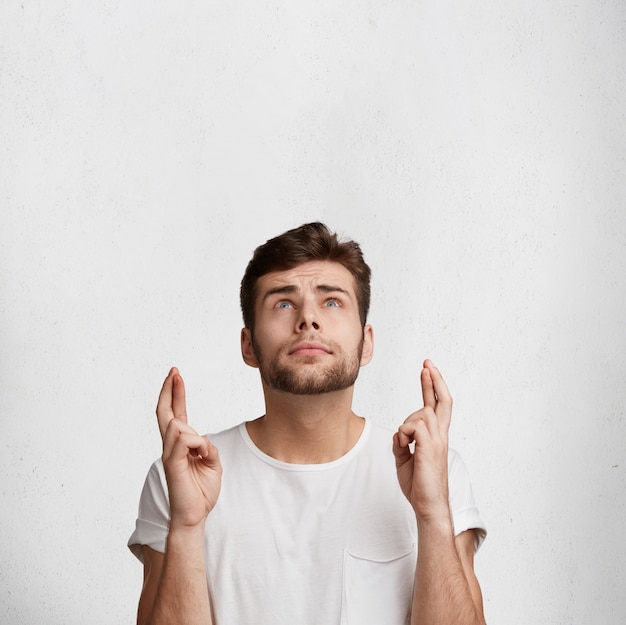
[1,2,625,623]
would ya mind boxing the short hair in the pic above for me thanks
[240,222,371,331]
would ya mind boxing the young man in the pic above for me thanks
[129,222,487,625]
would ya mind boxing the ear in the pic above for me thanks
[241,328,259,368]
[359,324,374,367]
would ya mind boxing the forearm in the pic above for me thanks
[411,519,485,625]
[147,527,213,625]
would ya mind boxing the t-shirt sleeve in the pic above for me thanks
[128,459,171,562]
[448,449,487,552]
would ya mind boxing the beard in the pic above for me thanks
[252,334,364,395]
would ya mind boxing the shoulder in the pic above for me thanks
[203,422,257,470]
[362,421,467,464]
[363,421,464,475]
[204,422,244,445]
[364,420,395,447]
[352,421,396,466]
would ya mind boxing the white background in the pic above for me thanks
[1,2,625,623]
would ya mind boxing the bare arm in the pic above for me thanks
[138,534,213,625]
[137,547,162,625]
[136,368,222,625]
[393,361,485,625]
[411,525,485,625]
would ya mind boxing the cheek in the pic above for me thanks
[333,322,365,349]
[253,324,288,353]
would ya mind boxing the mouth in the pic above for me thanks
[288,341,332,356]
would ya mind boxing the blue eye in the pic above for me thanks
[276,301,292,309]
[325,299,340,307]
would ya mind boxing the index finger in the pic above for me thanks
[421,365,436,410]
[424,360,452,432]
[156,367,178,438]
[171,371,188,424]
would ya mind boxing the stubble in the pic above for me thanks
[252,334,364,395]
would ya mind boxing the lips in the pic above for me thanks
[288,341,332,356]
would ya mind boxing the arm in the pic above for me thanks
[411,525,485,625]
[393,361,485,625]
[138,533,212,625]
[136,368,222,625]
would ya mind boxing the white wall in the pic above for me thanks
[2,2,625,623]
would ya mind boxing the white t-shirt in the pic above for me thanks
[129,420,486,625]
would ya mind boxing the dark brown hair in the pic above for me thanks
[240,222,371,331]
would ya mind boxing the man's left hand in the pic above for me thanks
[393,359,453,524]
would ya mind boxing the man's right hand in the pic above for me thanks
[156,367,222,530]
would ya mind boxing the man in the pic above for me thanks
[129,222,487,625]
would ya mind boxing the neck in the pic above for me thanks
[246,385,365,464]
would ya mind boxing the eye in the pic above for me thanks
[324,299,341,307]
[275,301,293,309]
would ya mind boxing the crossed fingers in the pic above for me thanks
[396,360,453,448]
[156,367,188,437]
[156,367,213,462]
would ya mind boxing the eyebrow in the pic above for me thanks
[262,284,350,303]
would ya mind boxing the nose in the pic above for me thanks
[296,302,321,332]
[298,318,320,331]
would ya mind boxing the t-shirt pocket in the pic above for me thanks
[341,545,416,625]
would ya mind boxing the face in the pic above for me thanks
[241,260,373,395]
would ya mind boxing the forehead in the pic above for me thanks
[256,261,357,295]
